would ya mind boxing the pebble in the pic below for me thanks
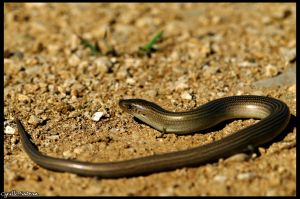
[258,147,266,154]
[237,172,256,180]
[225,153,250,162]
[288,84,296,93]
[68,110,81,118]
[145,90,158,97]
[17,94,31,103]
[110,57,117,63]
[266,189,277,196]
[265,64,278,77]
[11,136,18,145]
[74,145,88,154]
[91,111,104,122]
[34,107,45,115]
[251,90,264,96]
[25,84,40,94]
[216,92,225,97]
[116,68,129,79]
[68,54,81,67]
[28,115,43,127]
[47,44,61,54]
[213,175,227,182]
[203,66,220,78]
[5,126,15,135]
[126,78,136,85]
[174,77,188,90]
[63,150,75,159]
[280,47,296,63]
[238,61,257,67]
[25,3,45,8]
[236,90,243,95]
[181,91,192,100]
[124,58,141,68]
[70,34,80,50]
[94,57,112,73]
[70,84,84,97]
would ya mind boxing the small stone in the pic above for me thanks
[70,34,80,50]
[94,57,112,73]
[47,135,60,140]
[68,111,81,118]
[124,58,141,68]
[258,147,266,154]
[213,175,227,182]
[28,115,43,127]
[203,66,220,78]
[74,145,89,154]
[181,91,192,100]
[25,3,45,8]
[91,112,104,122]
[70,84,84,97]
[225,153,250,162]
[116,68,129,79]
[126,78,136,85]
[265,64,278,77]
[5,126,15,135]
[174,77,188,90]
[17,94,30,103]
[280,47,296,63]
[68,54,81,67]
[251,90,264,96]
[169,51,179,60]
[266,189,277,196]
[237,172,256,180]
[110,57,117,63]
[38,82,48,93]
[25,84,40,94]
[145,90,158,97]
[47,44,61,54]
[236,90,243,95]
[217,92,225,97]
[288,84,296,93]
[63,150,75,159]
[238,61,257,67]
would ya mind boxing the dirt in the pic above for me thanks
[4,3,296,196]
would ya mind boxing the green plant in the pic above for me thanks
[139,31,163,55]
[79,36,101,56]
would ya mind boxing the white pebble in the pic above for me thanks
[288,84,296,93]
[213,175,227,182]
[28,115,43,127]
[236,90,243,95]
[5,126,15,135]
[251,90,264,96]
[266,189,277,196]
[181,91,192,100]
[91,111,104,122]
[47,135,60,140]
[174,77,188,90]
[126,78,136,85]
[265,64,278,77]
[94,57,112,73]
[237,172,256,180]
[17,94,30,103]
[238,61,257,67]
[63,150,75,159]
[68,54,81,67]
[225,153,250,162]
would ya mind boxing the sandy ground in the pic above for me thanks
[4,3,296,196]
